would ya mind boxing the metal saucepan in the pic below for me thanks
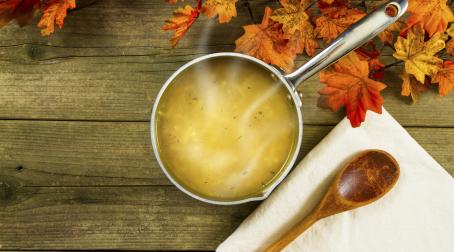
[151,0,408,205]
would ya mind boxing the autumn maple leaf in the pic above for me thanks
[318,52,387,127]
[400,73,428,103]
[317,0,348,9]
[37,0,75,36]
[270,0,310,34]
[378,20,405,44]
[318,0,335,5]
[447,24,454,36]
[288,24,319,56]
[445,24,454,56]
[432,61,454,96]
[315,6,365,42]
[201,0,238,23]
[393,26,445,83]
[235,7,295,72]
[405,0,454,37]
[0,0,40,28]
[356,41,385,78]
[446,40,454,56]
[163,4,200,47]
[269,0,318,56]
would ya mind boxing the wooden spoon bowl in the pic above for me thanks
[265,150,400,252]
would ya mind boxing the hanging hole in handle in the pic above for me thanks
[385,3,399,17]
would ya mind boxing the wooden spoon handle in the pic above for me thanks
[264,211,319,252]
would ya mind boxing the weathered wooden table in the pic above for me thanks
[0,0,453,250]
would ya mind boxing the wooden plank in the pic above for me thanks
[0,121,452,187]
[0,184,257,250]
[0,0,445,47]
[0,121,331,186]
[0,1,453,126]
[1,0,266,48]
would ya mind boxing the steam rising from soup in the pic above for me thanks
[155,57,299,201]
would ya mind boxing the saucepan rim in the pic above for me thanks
[150,52,304,205]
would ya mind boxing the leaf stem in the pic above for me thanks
[439,51,454,61]
[370,61,403,75]
[382,60,403,70]
[305,0,318,11]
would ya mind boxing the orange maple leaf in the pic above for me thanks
[378,20,406,44]
[432,61,454,96]
[288,24,319,56]
[315,6,365,42]
[235,7,295,73]
[201,0,238,23]
[405,0,454,37]
[317,0,348,9]
[319,0,335,4]
[400,73,428,103]
[318,52,387,127]
[446,39,454,56]
[162,4,200,47]
[445,24,454,56]
[0,0,40,28]
[355,41,385,78]
[37,0,75,36]
[269,0,318,56]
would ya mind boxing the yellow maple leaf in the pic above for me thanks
[235,7,295,73]
[400,73,428,103]
[314,6,365,42]
[201,0,238,23]
[37,0,75,36]
[406,0,454,37]
[393,26,445,83]
[270,0,310,35]
[432,61,454,96]
[446,23,454,37]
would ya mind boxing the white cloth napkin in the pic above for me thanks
[217,108,454,252]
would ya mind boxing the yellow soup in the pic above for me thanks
[155,57,299,201]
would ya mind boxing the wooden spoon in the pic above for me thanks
[264,150,400,252]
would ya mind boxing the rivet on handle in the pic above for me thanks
[385,3,399,17]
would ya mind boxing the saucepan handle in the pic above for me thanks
[285,0,408,87]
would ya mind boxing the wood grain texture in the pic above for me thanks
[0,0,453,250]
[0,121,329,186]
[0,184,257,250]
[0,121,452,187]
[0,0,453,126]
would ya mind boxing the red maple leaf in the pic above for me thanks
[162,0,201,47]
[318,52,387,127]
[38,0,75,36]
[0,0,40,28]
